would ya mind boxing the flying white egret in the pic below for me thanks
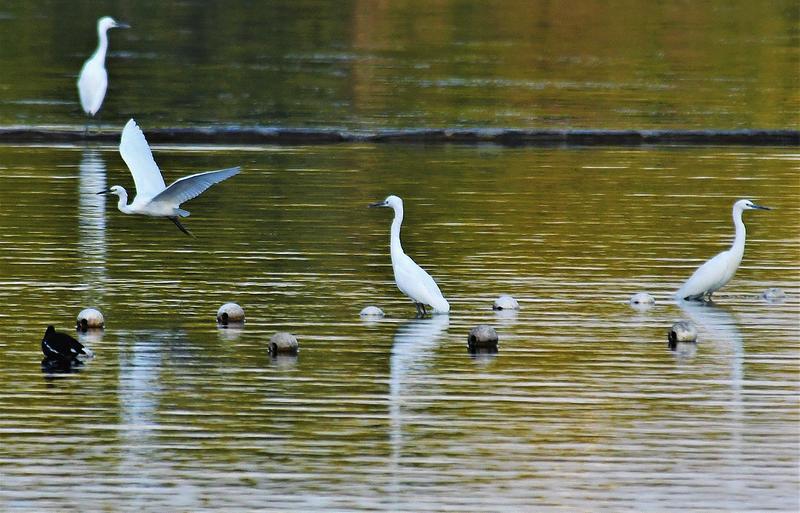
[370,195,450,315]
[77,16,130,119]
[99,119,240,237]
[675,199,771,301]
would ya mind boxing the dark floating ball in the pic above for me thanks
[269,332,299,356]
[468,324,499,352]
[217,303,245,325]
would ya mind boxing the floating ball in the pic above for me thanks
[492,295,520,311]
[217,303,245,325]
[359,306,385,317]
[668,320,697,348]
[76,308,104,331]
[468,325,499,350]
[761,288,786,303]
[269,332,299,356]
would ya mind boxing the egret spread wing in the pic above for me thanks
[150,167,240,208]
[119,118,166,200]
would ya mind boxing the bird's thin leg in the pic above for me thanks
[169,216,196,238]
[421,304,427,316]
[414,303,423,317]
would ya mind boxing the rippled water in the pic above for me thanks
[0,143,797,511]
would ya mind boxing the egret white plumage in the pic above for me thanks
[77,16,129,118]
[370,195,450,315]
[99,119,240,237]
[675,199,770,301]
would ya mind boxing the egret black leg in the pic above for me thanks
[169,216,196,238]
[421,304,427,316]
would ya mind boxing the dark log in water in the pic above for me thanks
[0,127,797,146]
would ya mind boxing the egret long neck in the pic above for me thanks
[114,189,134,214]
[389,204,404,261]
[94,27,109,62]
[730,206,747,260]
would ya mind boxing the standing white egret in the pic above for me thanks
[77,16,129,119]
[370,195,450,315]
[675,199,771,301]
[99,119,240,237]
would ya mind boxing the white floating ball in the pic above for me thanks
[668,320,697,346]
[629,292,655,312]
[761,288,786,303]
[359,306,385,317]
[217,303,245,325]
[492,295,520,311]
[76,308,104,331]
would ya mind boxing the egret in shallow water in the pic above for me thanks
[675,199,770,301]
[77,16,129,119]
[370,195,450,316]
[99,119,240,237]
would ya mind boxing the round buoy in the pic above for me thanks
[359,306,385,317]
[468,325,499,350]
[668,320,697,349]
[217,303,245,325]
[492,295,520,311]
[761,288,786,303]
[269,332,299,356]
[630,292,655,307]
[76,308,104,331]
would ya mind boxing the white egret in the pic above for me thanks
[369,195,450,315]
[675,199,771,301]
[77,16,130,119]
[99,119,240,237]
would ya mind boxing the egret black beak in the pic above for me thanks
[369,200,388,208]
[96,188,111,195]
[115,22,131,29]
[752,204,771,211]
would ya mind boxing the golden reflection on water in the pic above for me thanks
[0,144,797,511]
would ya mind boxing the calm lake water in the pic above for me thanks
[0,0,798,129]
[0,143,797,511]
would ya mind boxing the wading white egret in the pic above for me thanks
[675,199,771,301]
[369,195,450,315]
[77,16,130,118]
[99,119,240,237]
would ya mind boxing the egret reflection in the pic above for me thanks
[78,148,107,304]
[676,300,744,471]
[388,315,449,496]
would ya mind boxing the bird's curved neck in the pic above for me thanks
[389,205,404,259]
[94,27,109,61]
[113,189,134,214]
[730,206,746,257]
